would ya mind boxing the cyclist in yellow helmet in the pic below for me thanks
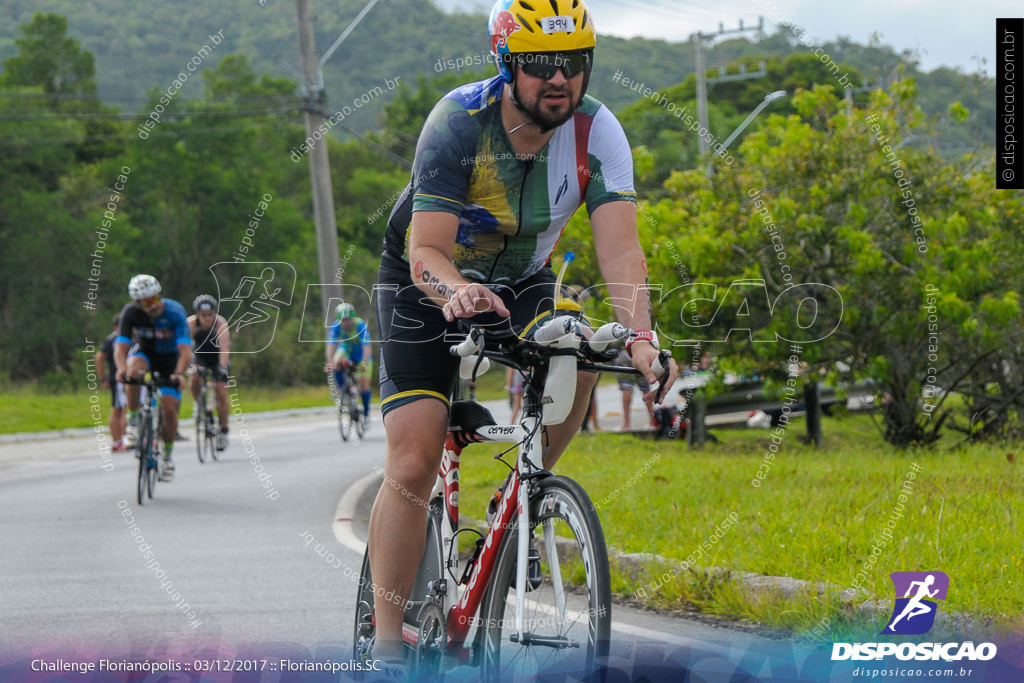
[369,0,678,663]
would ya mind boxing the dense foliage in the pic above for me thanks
[564,82,1022,446]
[2,11,1017,447]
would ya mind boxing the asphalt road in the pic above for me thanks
[0,395,786,679]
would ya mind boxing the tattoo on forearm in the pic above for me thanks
[418,267,458,298]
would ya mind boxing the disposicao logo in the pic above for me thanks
[831,571,997,662]
[883,571,948,635]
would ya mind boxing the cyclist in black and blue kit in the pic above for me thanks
[188,294,231,451]
[114,274,191,481]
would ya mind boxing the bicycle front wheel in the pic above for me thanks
[352,389,365,441]
[339,390,355,442]
[195,392,206,463]
[479,475,611,681]
[135,416,151,505]
[206,414,218,461]
[146,421,158,499]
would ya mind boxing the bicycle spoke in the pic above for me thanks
[480,477,610,680]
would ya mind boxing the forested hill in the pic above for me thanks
[0,0,994,144]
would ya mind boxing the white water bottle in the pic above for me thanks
[534,318,580,425]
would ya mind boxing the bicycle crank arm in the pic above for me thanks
[508,632,579,649]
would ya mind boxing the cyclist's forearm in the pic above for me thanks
[175,344,191,375]
[114,343,128,374]
[602,272,654,331]
[592,203,654,331]
[408,245,467,306]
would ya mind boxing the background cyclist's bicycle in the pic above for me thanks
[329,361,366,443]
[124,372,179,505]
[191,366,219,463]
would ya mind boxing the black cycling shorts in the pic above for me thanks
[377,252,568,417]
[127,344,181,398]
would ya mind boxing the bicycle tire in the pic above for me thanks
[352,386,365,441]
[146,414,158,499]
[352,547,376,667]
[136,414,150,505]
[352,499,446,673]
[339,388,354,442]
[195,388,206,463]
[207,412,219,461]
[478,475,611,681]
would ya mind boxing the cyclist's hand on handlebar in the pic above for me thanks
[631,344,678,405]
[443,283,509,322]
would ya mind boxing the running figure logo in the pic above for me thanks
[208,262,296,353]
[882,571,949,635]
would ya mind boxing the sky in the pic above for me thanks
[441,0,1015,78]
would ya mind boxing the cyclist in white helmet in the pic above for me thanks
[114,274,192,480]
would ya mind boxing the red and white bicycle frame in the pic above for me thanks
[400,318,635,662]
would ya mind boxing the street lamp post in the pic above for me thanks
[706,90,787,178]
[296,0,381,315]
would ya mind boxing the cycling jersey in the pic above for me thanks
[116,299,191,357]
[193,323,220,356]
[329,317,371,364]
[382,75,636,286]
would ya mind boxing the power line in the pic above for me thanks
[0,120,293,146]
[0,107,301,121]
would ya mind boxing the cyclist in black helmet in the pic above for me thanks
[188,294,231,451]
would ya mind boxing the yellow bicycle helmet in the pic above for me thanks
[489,0,596,84]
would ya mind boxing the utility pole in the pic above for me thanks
[297,0,341,315]
[692,17,764,175]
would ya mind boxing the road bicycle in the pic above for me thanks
[124,372,178,505]
[191,366,218,463]
[353,317,670,680]
[330,361,366,443]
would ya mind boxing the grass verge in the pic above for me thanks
[0,383,334,434]
[457,411,1023,641]
[0,368,514,435]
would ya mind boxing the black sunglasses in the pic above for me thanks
[515,52,590,80]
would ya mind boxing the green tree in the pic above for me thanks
[0,14,123,382]
[619,82,1023,446]
[0,13,95,96]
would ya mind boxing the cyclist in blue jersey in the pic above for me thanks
[114,274,192,481]
[325,303,373,423]
[368,0,678,662]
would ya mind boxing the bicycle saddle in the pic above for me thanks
[448,400,497,447]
